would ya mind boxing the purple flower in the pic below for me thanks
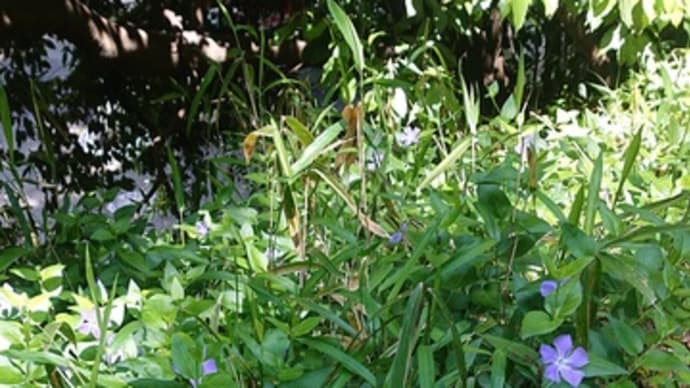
[195,220,210,239]
[396,126,420,147]
[389,223,408,245]
[540,280,558,297]
[540,334,589,387]
[190,358,217,387]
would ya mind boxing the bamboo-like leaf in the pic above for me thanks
[0,85,14,161]
[166,146,185,215]
[326,0,365,74]
[584,152,603,234]
[387,284,424,387]
[613,127,641,205]
[418,345,435,388]
[185,64,217,135]
[291,122,343,177]
[285,116,314,146]
[299,338,376,385]
[511,0,533,31]
[311,167,388,237]
[419,137,472,190]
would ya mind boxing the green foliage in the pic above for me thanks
[2,5,690,387]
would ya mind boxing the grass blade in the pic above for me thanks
[419,137,472,190]
[387,284,424,388]
[417,345,435,388]
[613,127,641,205]
[326,0,365,74]
[291,122,342,176]
[299,338,376,385]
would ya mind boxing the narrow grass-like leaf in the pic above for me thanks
[387,284,423,388]
[584,152,603,234]
[326,0,364,74]
[311,167,388,237]
[285,116,314,146]
[185,64,217,135]
[490,349,506,388]
[291,122,342,176]
[613,127,641,205]
[166,145,185,215]
[299,338,376,385]
[0,85,14,161]
[568,185,586,226]
[419,137,471,190]
[417,345,435,388]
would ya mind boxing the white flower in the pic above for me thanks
[396,126,420,147]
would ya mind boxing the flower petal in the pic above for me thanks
[566,347,589,368]
[201,358,217,375]
[553,334,573,356]
[540,280,558,297]
[544,364,561,383]
[539,344,558,364]
[559,364,585,387]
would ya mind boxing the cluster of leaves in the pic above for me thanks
[2,3,690,388]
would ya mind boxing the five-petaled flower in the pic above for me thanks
[540,280,558,297]
[540,334,589,387]
[77,308,101,339]
[396,126,420,147]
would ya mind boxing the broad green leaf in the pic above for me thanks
[326,0,364,74]
[511,0,533,31]
[554,255,595,279]
[546,278,583,319]
[619,0,640,27]
[171,332,199,379]
[0,365,22,384]
[583,354,629,377]
[560,222,597,258]
[0,247,30,273]
[637,349,690,372]
[520,310,563,338]
[299,338,376,385]
[292,317,322,337]
[291,122,342,176]
[609,317,643,355]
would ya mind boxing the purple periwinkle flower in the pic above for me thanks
[190,358,217,387]
[540,280,558,297]
[540,334,589,387]
[396,126,420,147]
[195,220,210,239]
[389,223,408,245]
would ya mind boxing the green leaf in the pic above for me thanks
[546,278,583,319]
[2,349,70,367]
[520,310,563,338]
[326,0,364,74]
[167,145,185,215]
[511,0,533,31]
[171,332,199,379]
[613,127,641,205]
[388,284,424,388]
[609,317,644,356]
[554,255,595,279]
[583,354,629,377]
[290,122,342,177]
[285,116,314,146]
[0,247,30,273]
[637,349,690,372]
[417,345,435,388]
[185,64,217,135]
[490,349,507,388]
[542,0,559,17]
[0,365,23,384]
[584,152,603,234]
[618,0,640,27]
[419,137,472,190]
[0,86,13,161]
[299,338,376,386]
[292,317,322,337]
[560,222,597,258]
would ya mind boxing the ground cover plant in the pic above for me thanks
[1,1,690,387]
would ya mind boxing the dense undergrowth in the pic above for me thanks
[2,3,690,387]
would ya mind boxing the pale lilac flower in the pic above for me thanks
[396,126,420,147]
[540,334,589,387]
[77,309,101,339]
[195,220,210,239]
[540,280,558,297]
